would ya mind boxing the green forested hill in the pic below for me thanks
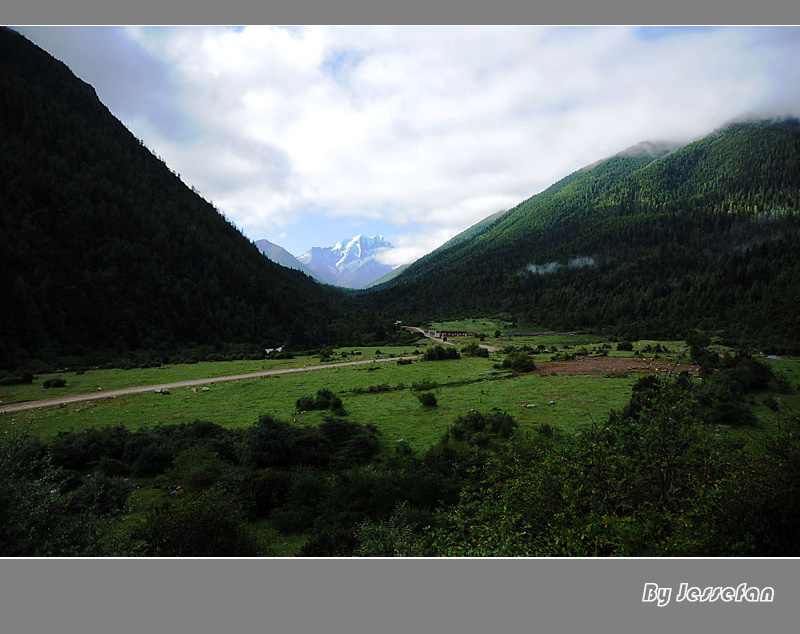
[368,119,800,351]
[0,28,345,369]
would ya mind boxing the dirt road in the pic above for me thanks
[0,356,418,415]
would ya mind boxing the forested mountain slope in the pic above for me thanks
[0,28,344,369]
[369,120,800,351]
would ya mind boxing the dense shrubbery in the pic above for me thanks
[0,434,126,556]
[688,344,779,427]
[446,409,518,446]
[49,421,239,476]
[462,342,489,358]
[417,378,800,556]
[2,349,798,557]
[422,345,460,361]
[0,371,33,386]
[128,487,266,557]
[501,352,536,373]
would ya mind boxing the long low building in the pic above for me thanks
[432,330,474,338]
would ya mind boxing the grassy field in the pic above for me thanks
[3,341,796,454]
[2,347,638,449]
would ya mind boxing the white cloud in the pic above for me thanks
[20,26,800,260]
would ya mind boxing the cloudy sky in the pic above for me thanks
[14,26,800,264]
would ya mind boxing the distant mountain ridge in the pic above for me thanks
[298,234,397,288]
[254,238,317,280]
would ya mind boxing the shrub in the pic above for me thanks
[237,469,293,519]
[130,487,265,556]
[501,353,536,373]
[0,433,117,556]
[422,345,460,361]
[616,341,634,351]
[537,423,554,438]
[462,342,489,358]
[239,415,297,469]
[96,456,130,477]
[0,372,34,386]
[354,502,419,557]
[43,378,67,388]
[296,396,315,412]
[66,472,132,516]
[723,352,774,391]
[707,400,759,427]
[296,389,344,414]
[319,418,381,467]
[417,393,438,407]
[448,409,518,444]
[164,447,232,493]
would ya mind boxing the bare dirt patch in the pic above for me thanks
[534,356,698,377]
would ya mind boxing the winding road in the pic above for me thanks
[0,356,417,415]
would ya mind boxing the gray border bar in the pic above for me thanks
[1,558,798,634]
[5,0,800,27]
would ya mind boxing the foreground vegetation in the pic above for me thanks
[2,336,798,557]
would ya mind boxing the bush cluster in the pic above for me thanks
[447,409,518,446]
[461,342,489,358]
[296,389,345,415]
[501,353,536,373]
[417,393,437,407]
[422,346,460,361]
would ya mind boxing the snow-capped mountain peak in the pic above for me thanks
[297,234,395,288]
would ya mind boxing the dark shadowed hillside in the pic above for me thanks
[0,28,347,369]
[368,119,800,351]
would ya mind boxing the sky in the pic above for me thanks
[13,26,800,265]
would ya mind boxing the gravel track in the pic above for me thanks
[0,356,418,414]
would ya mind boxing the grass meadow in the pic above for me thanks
[3,347,636,449]
[3,338,797,455]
